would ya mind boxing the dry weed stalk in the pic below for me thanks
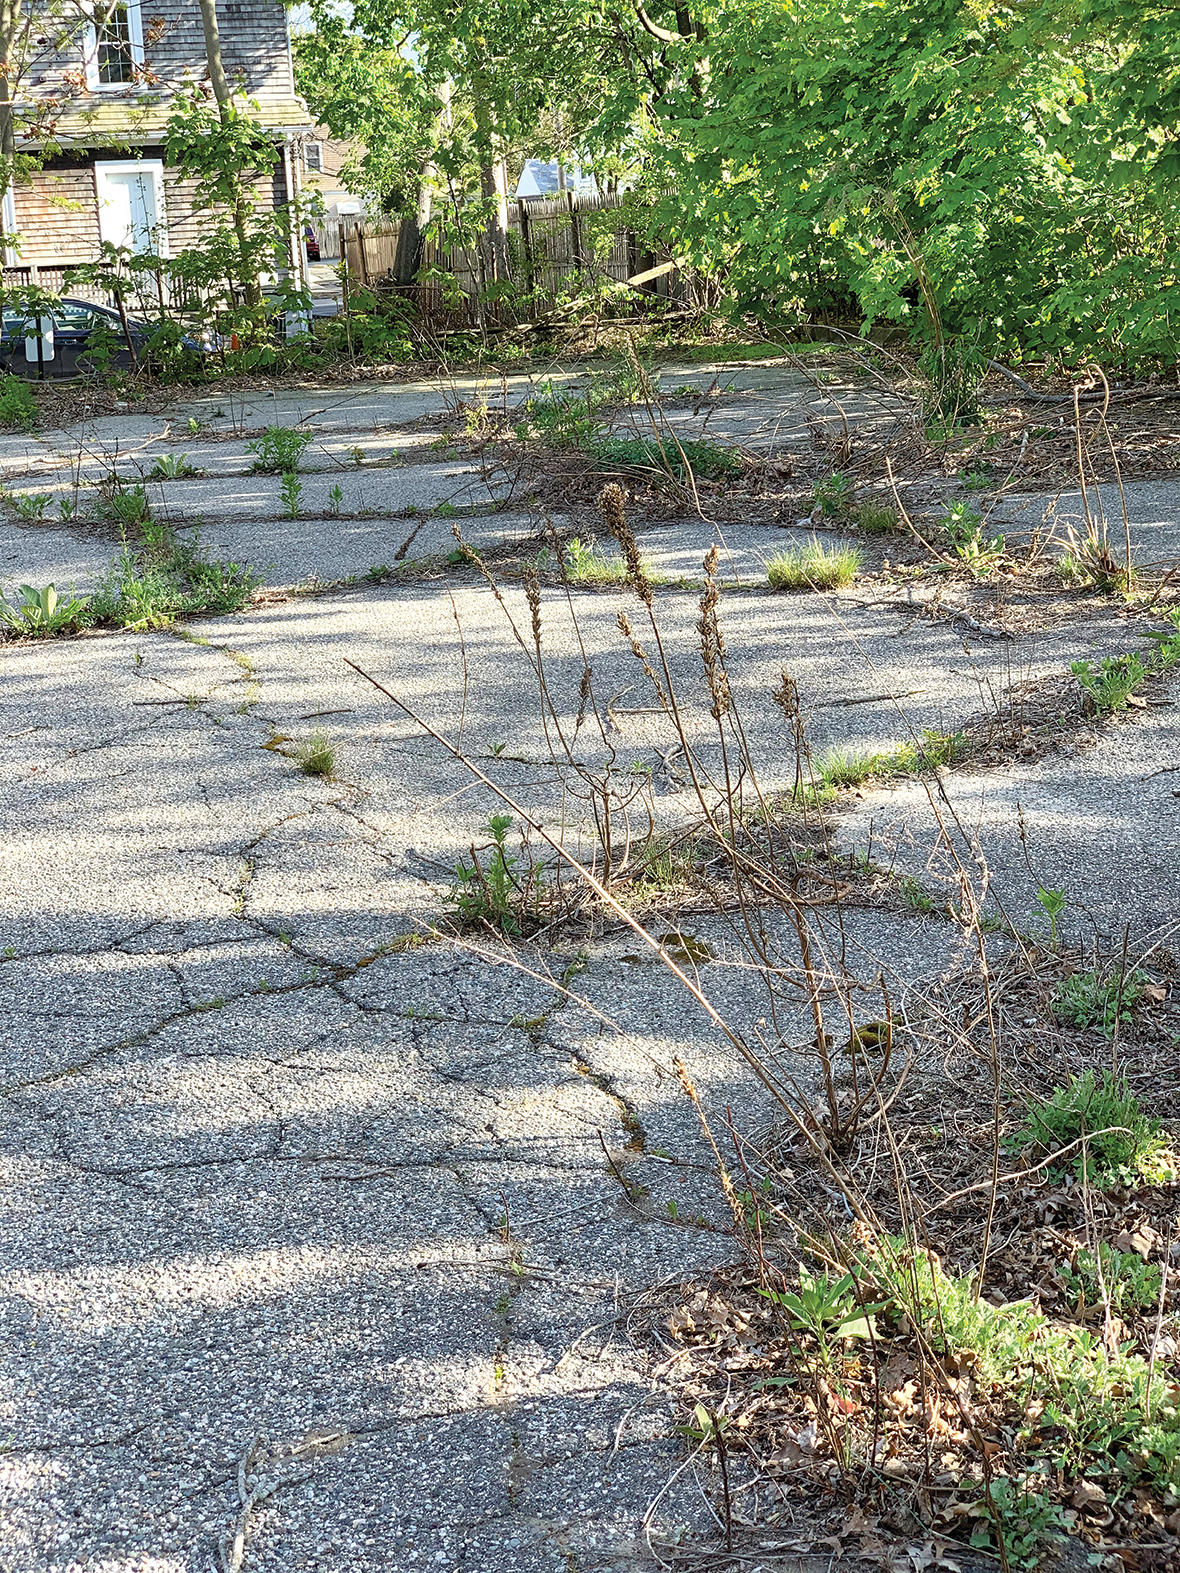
[349,479,1167,1573]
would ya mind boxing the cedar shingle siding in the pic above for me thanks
[11,1,309,271]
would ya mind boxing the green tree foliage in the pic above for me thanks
[644,0,1178,366]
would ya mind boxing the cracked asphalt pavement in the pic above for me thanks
[2,370,1178,1572]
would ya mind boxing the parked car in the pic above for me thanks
[304,225,321,261]
[0,299,207,378]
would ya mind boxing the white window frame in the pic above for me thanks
[94,158,169,258]
[84,0,145,93]
[304,142,324,174]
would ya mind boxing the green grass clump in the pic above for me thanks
[767,539,861,591]
[851,500,898,533]
[1011,1069,1169,1185]
[812,729,963,791]
[296,733,335,777]
[591,434,740,481]
[561,537,641,585]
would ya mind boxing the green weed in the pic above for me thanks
[150,453,198,479]
[90,523,258,631]
[1071,653,1146,714]
[0,582,90,637]
[12,492,52,520]
[449,813,540,936]
[1011,1069,1167,1184]
[1060,1243,1163,1317]
[942,498,1004,575]
[813,471,853,518]
[1052,965,1148,1035]
[0,374,37,431]
[248,426,313,474]
[280,472,303,519]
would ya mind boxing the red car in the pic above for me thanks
[304,225,321,261]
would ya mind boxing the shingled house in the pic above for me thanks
[5,1,313,289]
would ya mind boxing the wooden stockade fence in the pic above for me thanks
[339,190,688,328]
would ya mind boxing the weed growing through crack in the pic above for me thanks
[150,453,197,479]
[448,813,541,936]
[90,519,258,631]
[13,492,52,520]
[327,484,345,516]
[812,729,963,790]
[942,498,1005,575]
[1011,1069,1167,1183]
[767,540,860,591]
[0,583,90,636]
[280,472,303,519]
[248,426,313,474]
[295,733,335,777]
[1071,653,1146,714]
[559,537,641,586]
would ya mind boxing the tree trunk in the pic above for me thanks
[196,0,262,310]
[391,81,450,288]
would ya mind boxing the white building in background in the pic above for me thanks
[513,160,598,200]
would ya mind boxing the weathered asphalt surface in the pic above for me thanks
[1,366,1178,1572]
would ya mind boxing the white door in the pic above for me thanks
[95,161,166,255]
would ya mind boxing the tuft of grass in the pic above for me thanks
[559,536,642,586]
[812,729,964,791]
[851,500,898,533]
[295,733,335,776]
[1010,1069,1169,1185]
[767,539,861,591]
[590,434,740,481]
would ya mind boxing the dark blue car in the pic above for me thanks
[0,299,207,378]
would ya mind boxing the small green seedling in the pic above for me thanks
[280,472,303,519]
[1036,886,1066,946]
[0,582,90,636]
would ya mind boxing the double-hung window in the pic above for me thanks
[85,1,144,90]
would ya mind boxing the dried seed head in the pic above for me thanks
[772,670,800,721]
[599,482,652,606]
[616,610,669,709]
[524,567,542,650]
[697,555,731,719]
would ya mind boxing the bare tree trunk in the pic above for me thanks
[197,0,262,310]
